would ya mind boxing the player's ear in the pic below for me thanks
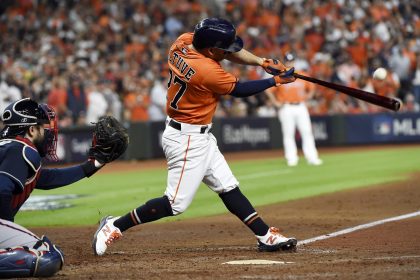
[207,48,216,57]
[27,125,39,138]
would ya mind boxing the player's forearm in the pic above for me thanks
[36,161,101,189]
[225,49,264,66]
[230,78,276,98]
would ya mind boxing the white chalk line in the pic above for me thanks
[298,210,420,246]
[316,255,420,264]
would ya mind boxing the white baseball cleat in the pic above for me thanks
[256,227,297,252]
[92,216,122,256]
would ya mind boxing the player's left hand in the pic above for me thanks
[88,116,129,164]
[273,67,295,86]
[261,58,287,75]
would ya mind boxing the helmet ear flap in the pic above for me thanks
[2,110,12,121]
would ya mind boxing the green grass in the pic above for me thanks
[16,146,420,227]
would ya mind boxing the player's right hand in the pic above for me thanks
[273,67,295,86]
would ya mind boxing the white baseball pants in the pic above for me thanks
[162,118,239,215]
[278,103,320,164]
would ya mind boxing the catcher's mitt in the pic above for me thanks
[89,116,129,164]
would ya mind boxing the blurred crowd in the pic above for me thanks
[0,0,419,127]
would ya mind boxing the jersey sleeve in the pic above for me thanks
[0,145,30,192]
[177,32,194,43]
[36,165,86,190]
[201,63,237,95]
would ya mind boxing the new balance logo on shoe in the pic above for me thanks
[102,225,111,235]
[266,235,278,245]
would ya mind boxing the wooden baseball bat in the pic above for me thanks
[293,73,401,112]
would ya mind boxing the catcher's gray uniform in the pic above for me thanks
[0,218,48,250]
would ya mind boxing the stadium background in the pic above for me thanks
[1,0,419,125]
[1,1,420,279]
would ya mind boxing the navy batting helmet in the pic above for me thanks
[192,18,243,53]
[1,98,58,160]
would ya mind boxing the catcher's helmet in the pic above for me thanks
[192,18,243,52]
[1,98,58,160]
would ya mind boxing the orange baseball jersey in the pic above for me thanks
[166,33,238,125]
[269,72,315,103]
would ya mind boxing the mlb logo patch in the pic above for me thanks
[373,116,392,136]
[374,121,391,135]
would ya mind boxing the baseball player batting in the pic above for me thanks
[93,18,297,256]
[0,98,127,278]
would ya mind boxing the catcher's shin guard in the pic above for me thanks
[34,235,64,277]
[0,236,64,278]
[0,247,38,278]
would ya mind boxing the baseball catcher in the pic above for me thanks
[0,98,127,278]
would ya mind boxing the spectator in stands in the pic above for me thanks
[336,55,362,86]
[85,80,108,125]
[148,78,167,121]
[123,78,150,122]
[102,80,123,121]
[66,75,87,125]
[389,46,412,99]
[230,98,248,118]
[47,77,68,118]
[0,75,22,113]
[372,67,400,99]
[412,54,420,103]
[257,97,277,118]
[402,93,420,112]
[0,0,418,118]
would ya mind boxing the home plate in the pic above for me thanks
[223,260,294,265]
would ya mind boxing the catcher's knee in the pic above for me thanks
[0,236,64,278]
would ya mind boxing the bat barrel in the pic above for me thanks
[293,73,401,112]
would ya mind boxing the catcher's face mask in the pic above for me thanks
[36,104,59,161]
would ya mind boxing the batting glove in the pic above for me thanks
[273,67,296,86]
[261,58,287,75]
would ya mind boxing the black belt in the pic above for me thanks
[287,102,301,105]
[168,119,210,134]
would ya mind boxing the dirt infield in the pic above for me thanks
[32,147,420,280]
